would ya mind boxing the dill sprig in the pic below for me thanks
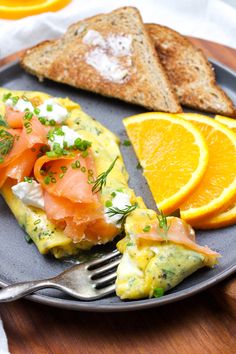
[0,129,14,163]
[91,156,119,193]
[157,209,170,240]
[106,203,138,224]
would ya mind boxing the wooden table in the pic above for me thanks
[0,38,236,354]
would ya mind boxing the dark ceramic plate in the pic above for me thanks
[0,59,235,312]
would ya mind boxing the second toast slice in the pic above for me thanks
[147,23,236,117]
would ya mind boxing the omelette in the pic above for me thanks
[0,88,219,299]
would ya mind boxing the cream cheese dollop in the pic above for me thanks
[5,98,34,112]
[48,125,81,149]
[12,180,45,210]
[83,30,132,83]
[105,192,131,226]
[37,99,68,124]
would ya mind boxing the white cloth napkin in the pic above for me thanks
[0,1,235,352]
[0,0,236,59]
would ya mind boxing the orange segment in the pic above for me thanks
[123,113,209,214]
[178,113,236,224]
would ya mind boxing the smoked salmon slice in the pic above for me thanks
[0,116,49,187]
[34,152,98,203]
[137,217,219,258]
[34,152,119,242]
[5,106,25,129]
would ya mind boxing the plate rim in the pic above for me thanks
[0,58,235,312]
[0,265,235,312]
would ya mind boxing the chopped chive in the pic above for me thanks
[143,225,151,232]
[47,104,53,112]
[105,200,112,207]
[23,176,33,183]
[82,150,88,158]
[44,176,51,185]
[34,107,40,115]
[81,166,86,173]
[24,111,33,120]
[11,96,19,105]
[60,166,67,173]
[49,119,56,126]
[153,288,164,298]
[123,140,131,146]
[3,92,12,101]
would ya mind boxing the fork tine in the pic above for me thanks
[86,249,121,269]
[90,258,120,277]
[93,271,117,287]
[95,283,116,297]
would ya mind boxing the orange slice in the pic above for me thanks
[195,114,236,229]
[215,115,236,132]
[0,0,71,19]
[123,113,209,214]
[194,202,236,229]
[178,113,236,224]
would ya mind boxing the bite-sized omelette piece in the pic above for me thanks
[116,209,219,299]
[0,88,141,257]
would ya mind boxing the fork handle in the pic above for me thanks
[0,280,54,302]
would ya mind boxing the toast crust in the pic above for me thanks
[21,7,182,113]
[147,23,236,117]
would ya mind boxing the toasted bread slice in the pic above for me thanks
[21,7,182,113]
[147,23,236,117]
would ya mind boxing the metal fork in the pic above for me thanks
[0,249,121,302]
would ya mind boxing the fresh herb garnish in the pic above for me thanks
[23,111,33,134]
[153,287,164,298]
[3,92,12,102]
[0,114,6,127]
[11,96,19,106]
[46,128,92,158]
[91,156,118,193]
[74,137,92,151]
[47,104,53,112]
[39,117,56,127]
[71,160,81,169]
[0,129,14,163]
[143,225,151,232]
[34,107,40,115]
[105,200,112,207]
[44,176,51,185]
[157,209,170,239]
[23,176,33,183]
[123,140,131,146]
[105,203,138,224]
